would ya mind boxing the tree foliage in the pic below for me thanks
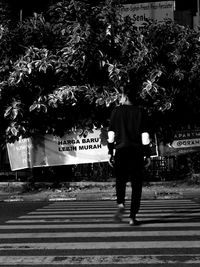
[141,21,200,142]
[0,0,200,144]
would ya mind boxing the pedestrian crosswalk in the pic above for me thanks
[0,199,200,265]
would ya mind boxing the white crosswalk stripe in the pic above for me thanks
[0,199,200,265]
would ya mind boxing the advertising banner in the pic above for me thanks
[32,129,109,167]
[7,129,109,171]
[7,138,32,171]
[121,1,175,27]
[7,129,158,171]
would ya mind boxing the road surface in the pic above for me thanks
[0,198,200,266]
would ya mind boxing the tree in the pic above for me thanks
[140,20,200,142]
[0,0,200,145]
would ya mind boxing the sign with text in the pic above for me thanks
[172,130,200,149]
[159,129,200,156]
[7,129,109,171]
[121,1,174,27]
[7,138,32,171]
[7,129,158,170]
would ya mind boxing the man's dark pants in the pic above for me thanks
[114,147,144,219]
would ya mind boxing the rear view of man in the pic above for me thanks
[107,83,151,225]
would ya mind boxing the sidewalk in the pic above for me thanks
[0,181,200,202]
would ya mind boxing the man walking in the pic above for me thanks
[107,83,151,225]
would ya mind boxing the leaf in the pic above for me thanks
[4,106,12,118]
[12,108,18,120]
[10,126,18,136]
[29,103,38,112]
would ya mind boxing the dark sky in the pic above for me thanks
[176,0,197,12]
[6,0,52,9]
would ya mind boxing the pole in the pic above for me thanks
[197,0,200,28]
[194,0,200,29]
[20,9,23,23]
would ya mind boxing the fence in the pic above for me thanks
[145,156,177,181]
[28,157,178,182]
[0,147,195,182]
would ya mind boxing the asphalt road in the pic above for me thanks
[0,198,200,266]
[0,202,46,224]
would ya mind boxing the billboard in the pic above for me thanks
[121,1,175,26]
[7,129,109,171]
[7,129,158,171]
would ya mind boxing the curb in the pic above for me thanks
[1,183,200,202]
[1,191,199,202]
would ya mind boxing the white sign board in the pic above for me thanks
[172,139,200,148]
[121,1,175,27]
[7,129,109,171]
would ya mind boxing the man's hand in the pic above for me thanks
[144,157,151,168]
[108,154,115,167]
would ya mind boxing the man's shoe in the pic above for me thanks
[114,204,125,222]
[129,218,140,226]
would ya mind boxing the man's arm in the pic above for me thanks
[107,131,115,167]
[142,132,151,168]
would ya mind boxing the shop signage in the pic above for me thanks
[121,1,175,27]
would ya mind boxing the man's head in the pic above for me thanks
[120,83,137,104]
